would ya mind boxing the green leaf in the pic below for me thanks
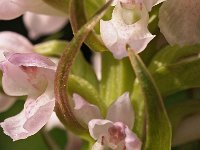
[42,0,69,15]
[149,45,200,96]
[69,0,109,52]
[34,40,67,57]
[54,0,112,136]
[100,51,135,106]
[127,48,172,150]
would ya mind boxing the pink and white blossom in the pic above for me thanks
[73,92,141,150]
[0,31,56,141]
[101,0,165,59]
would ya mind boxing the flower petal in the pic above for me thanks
[92,52,102,81]
[0,31,33,52]
[6,53,56,70]
[0,93,16,113]
[106,92,134,129]
[100,3,154,59]
[0,90,55,141]
[12,0,65,16]
[1,61,35,96]
[0,0,24,20]
[1,53,55,96]
[88,119,113,140]
[23,12,67,39]
[73,93,102,125]
[159,0,200,46]
[124,127,142,150]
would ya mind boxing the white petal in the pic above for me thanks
[0,90,55,141]
[73,93,102,125]
[0,0,24,20]
[106,92,134,129]
[92,52,102,81]
[159,0,200,46]
[88,119,113,140]
[23,12,67,39]
[100,3,154,59]
[124,127,142,150]
[0,93,16,113]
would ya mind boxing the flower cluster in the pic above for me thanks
[0,0,200,150]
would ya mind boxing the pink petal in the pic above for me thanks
[124,127,142,150]
[0,31,33,52]
[0,0,24,20]
[23,12,67,39]
[1,53,55,96]
[0,93,16,113]
[6,53,56,70]
[88,119,113,140]
[106,92,134,129]
[0,90,55,141]
[1,61,36,96]
[73,93,102,125]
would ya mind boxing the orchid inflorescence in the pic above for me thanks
[0,0,200,150]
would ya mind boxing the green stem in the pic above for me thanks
[54,0,113,136]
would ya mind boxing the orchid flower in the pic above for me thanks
[159,0,200,46]
[73,92,141,150]
[0,31,57,141]
[0,0,68,39]
[100,0,165,59]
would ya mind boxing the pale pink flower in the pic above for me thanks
[101,0,165,59]
[73,92,141,150]
[0,1,68,39]
[0,31,56,141]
